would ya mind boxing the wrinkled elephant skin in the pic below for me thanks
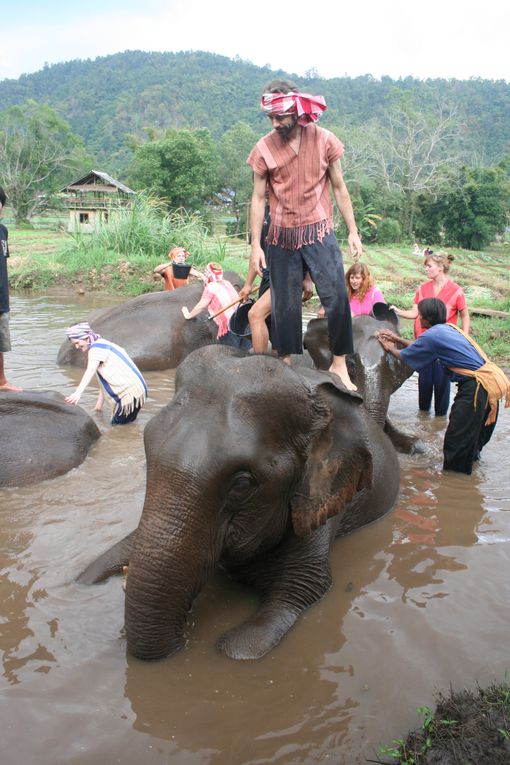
[57,272,243,371]
[304,316,421,453]
[78,345,400,662]
[0,391,100,487]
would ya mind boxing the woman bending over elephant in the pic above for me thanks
[65,322,147,425]
[390,250,470,416]
[182,262,243,348]
[317,262,385,319]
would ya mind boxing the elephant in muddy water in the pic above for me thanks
[57,272,243,371]
[304,315,422,454]
[0,391,100,487]
[78,345,400,662]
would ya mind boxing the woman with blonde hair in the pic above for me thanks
[391,249,470,416]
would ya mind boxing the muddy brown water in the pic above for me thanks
[1,292,509,765]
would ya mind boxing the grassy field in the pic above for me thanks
[6,227,510,364]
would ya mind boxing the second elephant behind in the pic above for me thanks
[304,315,422,453]
[57,272,243,371]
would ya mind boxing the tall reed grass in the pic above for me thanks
[56,194,213,271]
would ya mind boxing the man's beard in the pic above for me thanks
[275,116,298,142]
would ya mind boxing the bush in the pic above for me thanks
[57,194,212,267]
[376,218,402,244]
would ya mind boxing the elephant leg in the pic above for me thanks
[384,417,425,455]
[217,526,333,660]
[77,531,136,584]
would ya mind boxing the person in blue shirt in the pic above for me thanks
[377,297,509,475]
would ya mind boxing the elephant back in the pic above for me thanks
[0,391,100,487]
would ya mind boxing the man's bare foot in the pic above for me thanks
[0,381,23,392]
[328,356,357,391]
[280,355,292,366]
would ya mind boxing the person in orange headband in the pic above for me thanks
[154,246,203,291]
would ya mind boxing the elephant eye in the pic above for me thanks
[230,473,257,494]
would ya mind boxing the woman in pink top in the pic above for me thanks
[346,262,385,316]
[391,250,470,416]
[317,262,384,319]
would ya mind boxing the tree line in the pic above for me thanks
[0,52,508,249]
[1,51,508,167]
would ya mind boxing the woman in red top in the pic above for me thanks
[391,250,470,416]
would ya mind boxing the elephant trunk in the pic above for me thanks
[354,361,391,427]
[125,489,220,661]
[363,397,389,426]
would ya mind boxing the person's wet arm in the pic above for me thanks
[390,304,419,320]
[239,260,260,302]
[328,160,363,259]
[189,267,205,281]
[459,306,470,334]
[65,355,101,405]
[250,172,267,277]
[377,329,413,347]
[182,295,211,319]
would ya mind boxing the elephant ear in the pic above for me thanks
[290,377,373,537]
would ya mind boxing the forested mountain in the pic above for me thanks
[0,50,508,173]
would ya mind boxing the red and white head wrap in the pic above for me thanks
[204,262,224,284]
[66,322,100,343]
[261,91,327,126]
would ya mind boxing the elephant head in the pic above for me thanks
[79,345,399,661]
[304,315,413,426]
[303,316,421,454]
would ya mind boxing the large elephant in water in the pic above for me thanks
[78,345,399,661]
[304,315,420,453]
[57,272,243,371]
[0,391,100,487]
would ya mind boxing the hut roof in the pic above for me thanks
[60,171,135,195]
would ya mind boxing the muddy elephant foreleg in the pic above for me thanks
[216,526,333,660]
[77,530,137,584]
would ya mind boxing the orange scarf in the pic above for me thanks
[447,324,510,425]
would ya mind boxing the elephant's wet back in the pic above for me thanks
[1,292,509,765]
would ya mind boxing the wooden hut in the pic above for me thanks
[60,171,135,233]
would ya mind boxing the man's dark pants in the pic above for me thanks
[443,378,496,474]
[267,232,353,357]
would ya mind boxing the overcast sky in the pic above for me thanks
[1,0,509,83]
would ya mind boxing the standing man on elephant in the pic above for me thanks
[0,186,22,392]
[247,78,363,390]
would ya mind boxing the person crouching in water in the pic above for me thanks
[64,322,147,425]
[181,262,242,347]
[377,297,509,475]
